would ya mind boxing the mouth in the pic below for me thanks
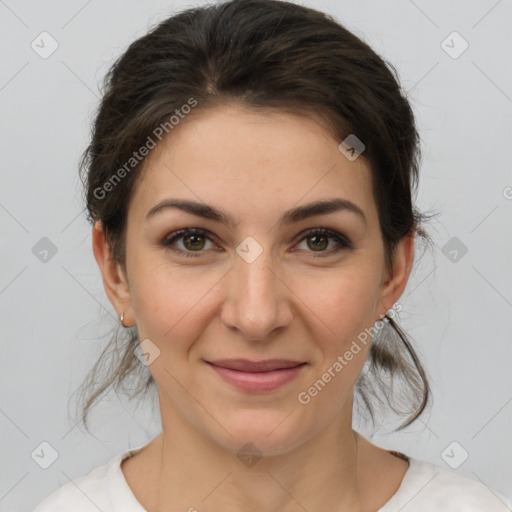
[206,359,307,372]
[204,359,308,392]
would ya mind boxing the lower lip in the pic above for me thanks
[206,362,307,392]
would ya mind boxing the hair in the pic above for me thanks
[75,0,438,434]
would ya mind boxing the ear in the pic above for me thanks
[376,233,415,317]
[92,221,134,327]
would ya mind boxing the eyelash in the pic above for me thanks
[161,227,352,259]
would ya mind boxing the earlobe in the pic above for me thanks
[377,233,415,317]
[92,221,134,325]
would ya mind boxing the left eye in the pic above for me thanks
[293,228,352,256]
[162,228,351,258]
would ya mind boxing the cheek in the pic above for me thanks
[129,260,217,349]
[294,274,377,410]
[291,269,379,401]
[294,269,380,346]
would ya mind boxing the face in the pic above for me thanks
[93,103,413,457]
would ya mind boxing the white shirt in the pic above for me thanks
[32,445,512,511]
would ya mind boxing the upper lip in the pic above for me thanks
[206,359,306,372]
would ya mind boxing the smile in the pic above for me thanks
[205,361,307,392]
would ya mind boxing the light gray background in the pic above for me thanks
[1,1,511,510]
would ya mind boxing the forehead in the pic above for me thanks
[129,104,377,227]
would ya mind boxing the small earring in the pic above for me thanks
[120,311,126,327]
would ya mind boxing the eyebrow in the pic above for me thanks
[145,197,366,227]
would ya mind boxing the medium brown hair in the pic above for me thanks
[75,0,436,433]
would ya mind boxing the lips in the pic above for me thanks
[206,359,306,372]
[206,359,307,392]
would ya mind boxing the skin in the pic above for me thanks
[92,103,414,512]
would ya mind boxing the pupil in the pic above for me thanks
[186,234,204,250]
[309,235,327,251]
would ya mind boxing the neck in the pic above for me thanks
[149,394,366,512]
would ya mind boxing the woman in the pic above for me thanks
[33,0,512,510]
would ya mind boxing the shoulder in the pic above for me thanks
[32,452,124,512]
[381,457,512,512]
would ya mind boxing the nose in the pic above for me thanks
[219,248,293,342]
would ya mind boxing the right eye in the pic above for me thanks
[161,228,218,258]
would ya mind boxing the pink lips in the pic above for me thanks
[205,359,307,392]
